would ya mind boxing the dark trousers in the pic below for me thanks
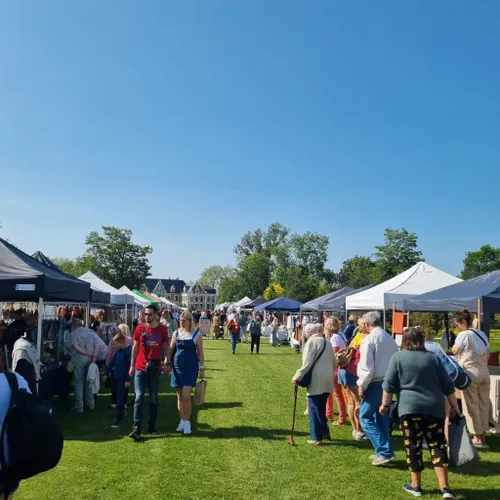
[112,376,129,423]
[308,393,330,441]
[15,359,37,395]
[230,334,238,353]
[251,334,261,353]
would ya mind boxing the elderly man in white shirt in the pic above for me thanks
[357,311,398,466]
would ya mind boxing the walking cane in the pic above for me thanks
[288,384,298,446]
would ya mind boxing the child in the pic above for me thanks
[104,333,132,428]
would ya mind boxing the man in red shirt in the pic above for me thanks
[129,304,170,441]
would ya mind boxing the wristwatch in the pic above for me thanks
[199,365,205,370]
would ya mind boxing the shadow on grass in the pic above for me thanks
[454,488,500,499]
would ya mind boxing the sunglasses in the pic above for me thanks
[144,312,155,317]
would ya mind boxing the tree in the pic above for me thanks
[264,283,285,301]
[217,277,243,303]
[238,254,272,298]
[339,256,377,289]
[84,227,152,289]
[461,244,500,279]
[373,228,422,282]
[51,255,100,278]
[234,223,290,264]
[289,232,329,278]
[199,265,236,290]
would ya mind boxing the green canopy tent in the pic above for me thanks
[132,289,158,306]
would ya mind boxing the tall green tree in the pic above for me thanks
[461,244,500,279]
[238,254,272,298]
[373,228,422,282]
[84,226,152,289]
[340,255,377,289]
[217,276,243,303]
[199,265,236,290]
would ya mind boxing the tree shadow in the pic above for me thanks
[453,489,500,499]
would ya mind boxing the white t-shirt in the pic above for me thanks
[176,330,202,342]
[0,372,30,469]
[330,332,347,350]
[455,328,489,356]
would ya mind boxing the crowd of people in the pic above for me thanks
[0,301,495,500]
[292,309,492,500]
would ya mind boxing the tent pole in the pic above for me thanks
[478,298,482,330]
[392,302,396,338]
[37,297,44,365]
[86,302,90,328]
[125,303,128,330]
[383,309,386,332]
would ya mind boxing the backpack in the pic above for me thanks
[336,347,355,368]
[0,373,63,482]
[228,320,240,334]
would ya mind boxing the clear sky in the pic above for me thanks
[1,1,499,281]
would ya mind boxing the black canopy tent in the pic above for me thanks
[0,238,91,303]
[31,251,60,271]
[246,296,268,309]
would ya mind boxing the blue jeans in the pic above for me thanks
[133,370,160,431]
[73,354,94,411]
[113,377,129,423]
[308,393,330,442]
[230,334,238,353]
[359,381,394,458]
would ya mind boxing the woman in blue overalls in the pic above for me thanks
[169,311,205,435]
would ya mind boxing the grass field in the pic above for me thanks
[16,340,500,500]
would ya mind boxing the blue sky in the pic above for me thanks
[1,1,499,281]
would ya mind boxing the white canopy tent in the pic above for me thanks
[79,271,136,306]
[119,285,149,307]
[232,296,252,310]
[345,262,462,311]
[151,293,180,309]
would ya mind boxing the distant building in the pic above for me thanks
[145,278,218,310]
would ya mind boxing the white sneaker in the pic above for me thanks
[111,404,117,409]
[183,421,192,435]
[176,420,185,432]
[304,409,309,416]
[355,432,366,442]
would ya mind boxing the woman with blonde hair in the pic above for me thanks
[324,317,347,425]
[338,318,369,441]
[169,311,205,435]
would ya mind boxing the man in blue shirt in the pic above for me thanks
[343,314,358,342]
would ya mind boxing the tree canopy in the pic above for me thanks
[461,244,500,279]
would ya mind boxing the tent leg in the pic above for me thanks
[125,303,128,330]
[86,302,90,328]
[392,302,396,338]
[383,309,386,332]
[478,298,482,330]
[36,298,44,390]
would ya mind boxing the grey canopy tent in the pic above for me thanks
[327,283,377,313]
[246,296,268,308]
[403,271,500,334]
[300,287,354,312]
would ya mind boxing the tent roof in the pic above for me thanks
[79,271,134,306]
[403,270,500,313]
[300,287,354,312]
[233,296,252,307]
[246,296,267,308]
[119,285,150,306]
[132,289,158,305]
[31,251,59,270]
[0,237,91,303]
[345,262,462,311]
[254,297,303,312]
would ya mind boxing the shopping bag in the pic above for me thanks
[193,379,207,406]
[448,416,480,467]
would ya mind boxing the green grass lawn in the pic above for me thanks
[17,340,500,500]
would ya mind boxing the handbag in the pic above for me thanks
[297,339,327,388]
[448,416,480,467]
[194,379,207,406]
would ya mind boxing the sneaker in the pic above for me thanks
[306,440,322,446]
[441,489,457,500]
[70,407,83,413]
[354,432,366,442]
[176,420,185,432]
[369,455,378,461]
[129,426,141,441]
[148,427,157,434]
[111,404,117,409]
[183,421,192,435]
[352,430,357,437]
[372,456,395,466]
[304,409,309,416]
[111,421,123,429]
[403,484,423,497]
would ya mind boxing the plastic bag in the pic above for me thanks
[448,416,480,467]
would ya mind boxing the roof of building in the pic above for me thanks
[145,278,186,294]
[184,282,217,295]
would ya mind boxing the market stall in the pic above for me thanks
[0,237,92,399]
[300,287,354,312]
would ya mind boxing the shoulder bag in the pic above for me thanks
[297,339,327,388]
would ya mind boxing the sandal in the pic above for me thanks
[332,420,346,426]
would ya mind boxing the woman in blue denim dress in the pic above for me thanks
[170,311,205,435]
